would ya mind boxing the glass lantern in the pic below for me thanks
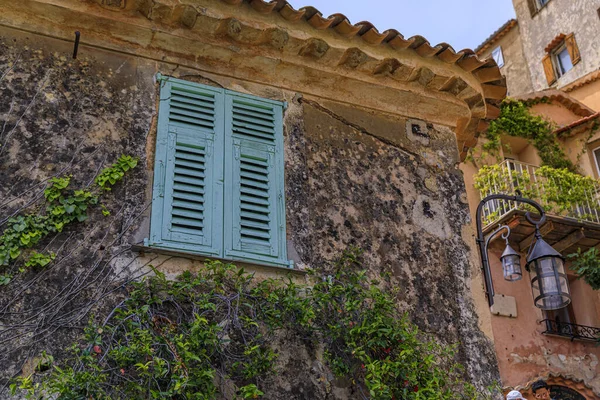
[500,243,522,281]
[527,237,571,310]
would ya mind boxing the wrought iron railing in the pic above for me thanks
[541,319,600,341]
[478,160,600,226]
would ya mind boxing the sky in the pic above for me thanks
[285,0,516,51]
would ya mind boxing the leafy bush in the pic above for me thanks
[568,248,600,290]
[11,250,491,399]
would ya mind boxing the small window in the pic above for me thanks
[537,0,549,8]
[544,303,577,335]
[527,0,550,16]
[541,33,580,86]
[553,45,573,77]
[592,146,600,177]
[492,47,504,68]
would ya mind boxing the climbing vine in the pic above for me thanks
[0,155,138,284]
[470,99,576,171]
[11,250,490,400]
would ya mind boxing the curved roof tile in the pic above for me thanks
[220,0,497,71]
[212,0,505,159]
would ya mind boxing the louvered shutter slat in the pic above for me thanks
[162,132,211,245]
[150,78,224,255]
[224,94,287,265]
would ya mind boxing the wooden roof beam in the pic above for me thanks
[519,221,555,252]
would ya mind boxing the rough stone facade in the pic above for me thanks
[0,1,505,397]
[512,0,600,91]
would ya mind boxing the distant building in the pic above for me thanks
[464,1,600,396]
[477,0,600,111]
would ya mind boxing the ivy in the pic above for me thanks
[471,99,576,171]
[95,155,138,190]
[11,251,492,400]
[568,248,600,290]
[24,251,56,268]
[0,155,138,284]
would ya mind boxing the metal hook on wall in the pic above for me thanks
[73,31,81,59]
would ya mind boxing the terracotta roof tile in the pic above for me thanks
[130,0,507,160]
[544,33,567,53]
[514,89,596,117]
[555,112,600,136]
[219,0,499,71]
[475,19,517,55]
[563,69,600,92]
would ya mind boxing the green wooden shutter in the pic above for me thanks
[149,77,224,255]
[223,92,288,266]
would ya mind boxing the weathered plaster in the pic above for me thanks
[512,0,600,91]
[570,79,600,112]
[478,24,534,97]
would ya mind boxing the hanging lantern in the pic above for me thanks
[500,242,522,281]
[527,237,571,310]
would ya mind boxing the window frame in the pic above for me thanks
[537,0,549,9]
[591,145,600,179]
[148,74,291,268]
[491,46,504,68]
[552,43,573,78]
[528,0,550,16]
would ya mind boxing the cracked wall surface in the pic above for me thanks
[0,21,500,398]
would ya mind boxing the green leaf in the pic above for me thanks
[9,247,21,259]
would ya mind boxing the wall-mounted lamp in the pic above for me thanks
[475,193,570,311]
[527,233,570,310]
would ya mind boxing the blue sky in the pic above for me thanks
[285,0,516,51]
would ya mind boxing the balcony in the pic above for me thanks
[477,160,600,227]
[541,319,600,342]
[475,160,600,254]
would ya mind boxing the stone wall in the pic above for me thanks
[0,20,500,399]
[512,0,600,91]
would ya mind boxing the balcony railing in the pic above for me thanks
[477,160,600,226]
[541,319,600,341]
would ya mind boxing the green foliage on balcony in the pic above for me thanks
[471,99,577,171]
[474,164,600,223]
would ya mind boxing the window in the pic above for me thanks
[542,33,580,86]
[537,0,549,8]
[544,304,577,335]
[553,45,573,77]
[592,146,600,178]
[492,46,504,68]
[527,0,550,16]
[148,75,289,267]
